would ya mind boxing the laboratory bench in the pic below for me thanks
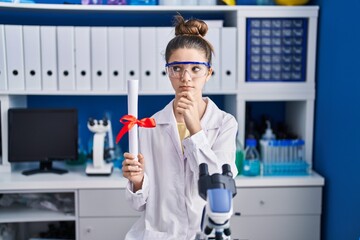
[0,166,324,240]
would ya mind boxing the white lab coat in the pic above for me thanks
[125,97,238,240]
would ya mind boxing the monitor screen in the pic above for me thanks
[8,108,78,175]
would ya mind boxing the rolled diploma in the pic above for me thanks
[127,79,139,161]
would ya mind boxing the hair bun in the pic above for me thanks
[174,14,208,38]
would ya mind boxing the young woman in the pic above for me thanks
[122,14,238,240]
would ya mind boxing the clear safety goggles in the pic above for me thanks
[165,61,211,79]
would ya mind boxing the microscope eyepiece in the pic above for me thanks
[199,163,209,178]
[222,164,233,177]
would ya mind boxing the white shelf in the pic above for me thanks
[0,167,128,191]
[0,3,318,12]
[0,82,316,98]
[238,82,315,101]
[0,167,324,191]
[0,89,238,96]
[0,205,76,223]
[235,171,324,187]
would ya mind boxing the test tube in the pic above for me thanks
[297,140,305,161]
[290,140,296,162]
[269,140,276,175]
[269,140,272,164]
[260,140,266,163]
[279,140,284,163]
[285,139,291,162]
[276,140,280,163]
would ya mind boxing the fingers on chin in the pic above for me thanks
[130,172,142,177]
[123,172,139,178]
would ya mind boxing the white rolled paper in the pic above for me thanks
[127,80,139,161]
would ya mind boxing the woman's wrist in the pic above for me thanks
[132,176,144,192]
[189,124,202,136]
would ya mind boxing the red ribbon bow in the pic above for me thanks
[116,114,156,144]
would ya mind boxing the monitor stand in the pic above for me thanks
[22,160,68,176]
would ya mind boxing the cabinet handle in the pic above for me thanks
[259,200,265,205]
[86,227,92,233]
[234,212,241,216]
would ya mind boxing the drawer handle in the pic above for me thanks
[234,212,241,216]
[259,200,265,205]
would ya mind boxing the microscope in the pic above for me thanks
[85,118,113,176]
[195,163,237,240]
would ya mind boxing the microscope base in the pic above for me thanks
[86,162,113,176]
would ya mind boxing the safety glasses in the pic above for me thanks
[165,61,211,79]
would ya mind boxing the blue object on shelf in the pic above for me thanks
[243,139,261,176]
[256,0,274,4]
[237,0,275,4]
[246,18,308,82]
[127,0,157,5]
[236,0,257,4]
[107,0,126,5]
[0,0,35,2]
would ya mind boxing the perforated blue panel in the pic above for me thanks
[246,18,308,82]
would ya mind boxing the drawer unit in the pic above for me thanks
[230,186,322,240]
[79,217,139,240]
[233,187,322,216]
[78,189,141,240]
[231,215,320,240]
[79,189,141,217]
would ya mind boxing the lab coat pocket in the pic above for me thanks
[143,229,168,240]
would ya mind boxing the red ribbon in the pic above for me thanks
[116,114,156,144]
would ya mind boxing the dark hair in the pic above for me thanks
[165,14,214,65]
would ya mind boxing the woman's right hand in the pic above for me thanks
[122,152,145,192]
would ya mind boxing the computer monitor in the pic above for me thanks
[8,108,78,176]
